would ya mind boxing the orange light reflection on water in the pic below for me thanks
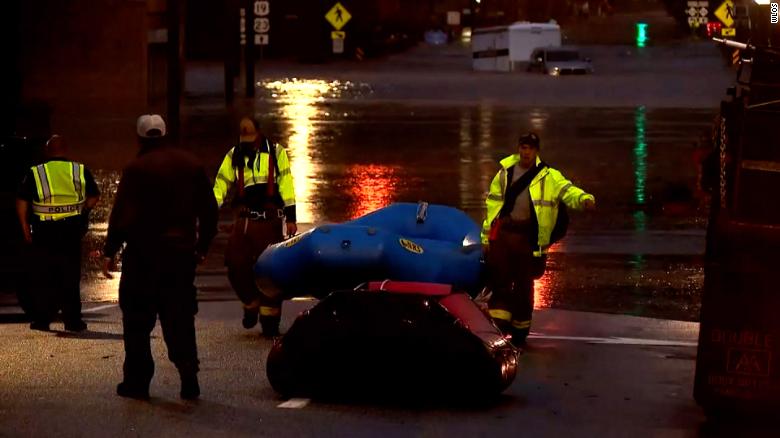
[534,239,566,309]
[345,164,398,219]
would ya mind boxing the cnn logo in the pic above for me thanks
[773,2,779,24]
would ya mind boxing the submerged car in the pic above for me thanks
[528,46,594,75]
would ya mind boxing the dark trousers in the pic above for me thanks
[29,218,84,324]
[119,246,199,388]
[486,221,535,339]
[225,216,283,311]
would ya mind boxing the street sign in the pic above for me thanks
[333,37,344,54]
[254,17,270,33]
[255,0,269,16]
[253,1,269,47]
[240,8,246,45]
[325,2,351,30]
[715,0,735,28]
[686,1,708,27]
[722,27,736,37]
[331,31,345,40]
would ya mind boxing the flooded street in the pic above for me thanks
[78,82,714,322]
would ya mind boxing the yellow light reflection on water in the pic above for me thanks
[262,79,333,224]
[345,164,397,219]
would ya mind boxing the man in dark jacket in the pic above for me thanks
[101,114,218,400]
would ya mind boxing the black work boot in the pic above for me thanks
[29,321,50,332]
[180,374,200,400]
[64,320,88,332]
[511,328,530,346]
[116,382,150,401]
[259,316,280,338]
[242,307,259,329]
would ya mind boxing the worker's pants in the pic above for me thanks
[118,246,199,389]
[225,216,283,312]
[486,221,536,342]
[29,217,84,325]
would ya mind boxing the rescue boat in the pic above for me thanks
[253,202,484,298]
[266,281,519,400]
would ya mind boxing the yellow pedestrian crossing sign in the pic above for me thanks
[326,2,351,31]
[715,0,734,28]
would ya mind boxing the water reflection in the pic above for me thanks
[633,106,648,232]
[261,79,331,224]
[345,164,398,219]
[534,269,553,309]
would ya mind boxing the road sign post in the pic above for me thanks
[332,31,345,54]
[326,2,351,31]
[715,0,736,37]
[687,1,709,29]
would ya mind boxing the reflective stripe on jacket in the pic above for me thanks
[481,154,595,254]
[31,161,86,221]
[212,143,295,208]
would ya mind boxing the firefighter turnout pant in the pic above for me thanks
[118,246,200,390]
[486,220,536,345]
[225,215,284,333]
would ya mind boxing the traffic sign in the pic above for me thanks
[254,0,269,17]
[325,2,351,30]
[331,31,346,40]
[254,17,270,33]
[686,1,708,27]
[715,0,735,28]
[721,27,736,37]
[255,33,269,46]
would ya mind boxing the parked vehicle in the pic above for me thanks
[528,46,594,75]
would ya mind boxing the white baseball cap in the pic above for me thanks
[136,114,167,138]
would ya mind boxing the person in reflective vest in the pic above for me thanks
[213,117,297,337]
[16,135,100,332]
[482,132,595,345]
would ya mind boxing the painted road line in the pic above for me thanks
[277,398,311,409]
[83,304,118,313]
[529,333,697,347]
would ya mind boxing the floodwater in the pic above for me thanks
[80,78,716,321]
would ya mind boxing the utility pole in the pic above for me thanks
[167,0,181,138]
[224,0,237,103]
[244,0,255,97]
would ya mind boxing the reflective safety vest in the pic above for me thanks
[213,142,295,208]
[481,154,595,255]
[31,161,87,221]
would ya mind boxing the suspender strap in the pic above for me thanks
[266,139,275,197]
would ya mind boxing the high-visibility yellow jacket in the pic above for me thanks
[30,161,87,221]
[481,154,595,255]
[213,141,295,211]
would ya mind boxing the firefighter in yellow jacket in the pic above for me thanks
[482,132,595,345]
[213,118,297,337]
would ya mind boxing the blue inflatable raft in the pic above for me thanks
[253,202,484,297]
